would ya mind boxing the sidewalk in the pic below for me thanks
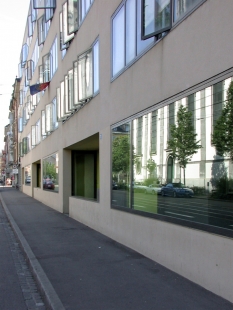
[0,187,233,310]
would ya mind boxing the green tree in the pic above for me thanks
[43,161,56,179]
[212,81,233,161]
[167,104,202,185]
[146,158,157,177]
[112,135,130,174]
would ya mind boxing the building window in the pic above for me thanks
[60,12,70,51]
[24,165,31,186]
[38,15,46,45]
[78,49,93,102]
[111,76,233,238]
[142,0,171,39]
[43,153,59,192]
[50,37,58,78]
[36,119,41,145]
[41,110,47,139]
[32,39,40,75]
[26,60,34,81]
[173,0,204,22]
[33,0,56,9]
[67,0,94,35]
[112,0,154,77]
[22,137,29,155]
[37,15,51,46]
[21,44,29,68]
[62,2,74,45]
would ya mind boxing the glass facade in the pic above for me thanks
[43,153,59,192]
[111,77,233,233]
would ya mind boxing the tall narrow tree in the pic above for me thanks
[167,104,202,185]
[212,81,233,161]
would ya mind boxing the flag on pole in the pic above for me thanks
[30,82,50,96]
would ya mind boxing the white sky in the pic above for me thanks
[0,1,30,152]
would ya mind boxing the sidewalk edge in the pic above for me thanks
[0,193,65,310]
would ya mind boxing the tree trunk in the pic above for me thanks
[183,167,186,185]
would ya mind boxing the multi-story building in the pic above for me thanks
[16,0,233,303]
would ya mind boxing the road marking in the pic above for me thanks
[165,211,194,218]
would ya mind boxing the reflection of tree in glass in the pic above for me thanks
[43,160,56,180]
[167,104,202,185]
[212,81,233,161]
[146,158,156,177]
[112,136,130,174]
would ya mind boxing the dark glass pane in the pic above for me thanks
[112,123,131,209]
[142,0,171,39]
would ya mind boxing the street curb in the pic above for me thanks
[0,193,65,310]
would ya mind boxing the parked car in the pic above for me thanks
[25,176,31,184]
[112,181,118,190]
[43,179,55,190]
[133,182,148,193]
[161,183,194,198]
[145,184,162,195]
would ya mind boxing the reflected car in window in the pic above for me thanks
[161,183,194,198]
[43,179,55,190]
[145,184,162,195]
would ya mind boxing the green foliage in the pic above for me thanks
[211,176,233,199]
[146,158,157,176]
[212,81,233,161]
[43,161,56,179]
[144,177,159,187]
[112,135,130,173]
[167,104,202,184]
[167,104,202,168]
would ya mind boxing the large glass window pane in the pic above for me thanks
[45,103,53,132]
[31,125,36,147]
[41,110,47,138]
[43,153,59,192]
[126,0,136,64]
[93,40,99,94]
[37,15,45,45]
[42,53,50,82]
[78,49,93,101]
[68,69,74,111]
[142,0,171,39]
[68,0,79,34]
[50,37,58,78]
[62,2,75,44]
[112,6,125,76]
[21,44,29,68]
[60,12,69,51]
[73,61,81,108]
[111,123,131,208]
[52,98,58,129]
[137,0,154,53]
[173,0,203,22]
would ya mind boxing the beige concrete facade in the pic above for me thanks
[18,0,233,303]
